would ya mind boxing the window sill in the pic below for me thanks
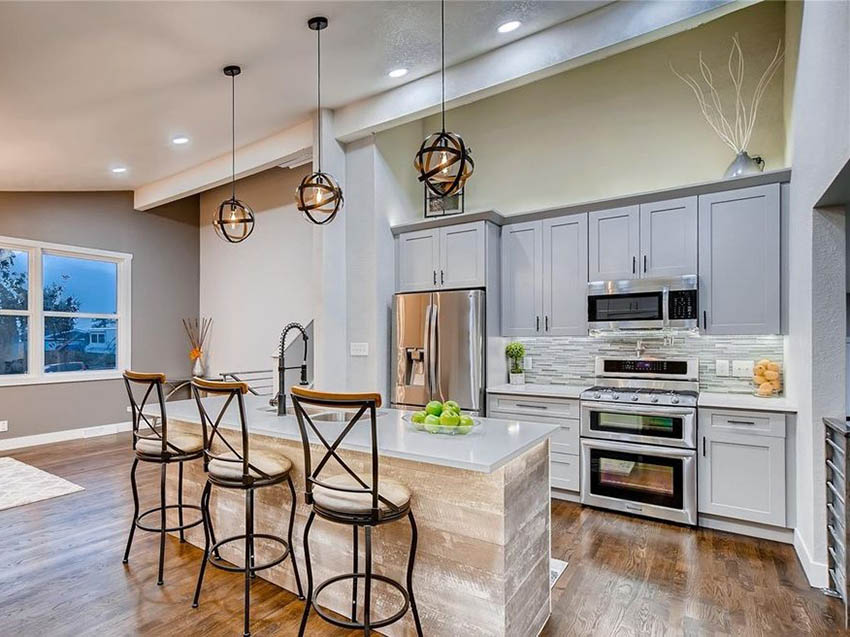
[0,371,124,388]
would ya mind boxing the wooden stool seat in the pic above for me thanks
[208,449,292,482]
[313,474,411,516]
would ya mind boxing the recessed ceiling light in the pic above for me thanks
[497,20,521,34]
[388,68,408,78]
[172,136,190,145]
[111,167,127,174]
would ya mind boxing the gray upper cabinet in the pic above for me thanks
[397,222,487,292]
[397,228,439,292]
[501,221,543,336]
[543,214,588,335]
[588,205,640,281]
[698,184,780,334]
[639,197,698,277]
[439,222,486,289]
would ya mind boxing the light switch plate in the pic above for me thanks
[350,342,369,357]
[732,360,754,378]
[715,360,730,377]
[0,420,7,432]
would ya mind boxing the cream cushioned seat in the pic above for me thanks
[312,474,411,515]
[136,432,203,455]
[208,449,292,481]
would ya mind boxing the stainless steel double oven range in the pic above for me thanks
[580,357,699,525]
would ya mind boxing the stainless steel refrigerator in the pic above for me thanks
[391,289,485,415]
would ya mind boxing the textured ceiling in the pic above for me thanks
[0,1,609,190]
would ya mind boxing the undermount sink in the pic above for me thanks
[311,409,387,422]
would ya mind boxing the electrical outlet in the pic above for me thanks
[0,420,7,432]
[349,342,369,357]
[715,360,730,377]
[524,356,533,370]
[732,360,754,378]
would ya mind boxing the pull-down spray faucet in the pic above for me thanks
[276,322,309,416]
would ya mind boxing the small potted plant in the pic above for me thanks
[505,342,526,385]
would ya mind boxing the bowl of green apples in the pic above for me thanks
[405,400,479,435]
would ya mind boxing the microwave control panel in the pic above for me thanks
[669,290,697,320]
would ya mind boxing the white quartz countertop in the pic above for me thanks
[697,392,797,413]
[151,395,558,474]
[487,383,587,399]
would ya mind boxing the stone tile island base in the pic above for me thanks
[165,419,551,637]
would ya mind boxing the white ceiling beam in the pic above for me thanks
[333,0,755,143]
[133,119,313,211]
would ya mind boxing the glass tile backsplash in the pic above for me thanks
[516,334,785,394]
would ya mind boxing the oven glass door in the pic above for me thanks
[589,409,683,440]
[589,447,683,509]
[588,292,663,323]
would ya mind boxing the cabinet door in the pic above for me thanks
[397,229,439,292]
[501,221,543,336]
[698,184,780,334]
[439,222,486,289]
[543,214,588,335]
[588,205,640,281]
[698,430,785,526]
[639,196,697,277]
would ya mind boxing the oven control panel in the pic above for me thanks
[603,359,689,375]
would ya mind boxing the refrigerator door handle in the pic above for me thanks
[423,303,433,398]
[429,303,441,401]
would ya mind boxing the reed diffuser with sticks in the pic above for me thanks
[182,317,212,377]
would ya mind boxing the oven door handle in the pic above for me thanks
[582,403,694,419]
[580,437,696,458]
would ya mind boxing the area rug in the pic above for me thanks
[0,457,84,511]
[550,558,568,588]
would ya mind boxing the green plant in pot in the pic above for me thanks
[505,342,526,385]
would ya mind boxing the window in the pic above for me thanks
[0,236,131,385]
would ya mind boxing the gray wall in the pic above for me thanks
[0,191,199,439]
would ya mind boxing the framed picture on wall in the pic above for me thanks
[424,187,464,219]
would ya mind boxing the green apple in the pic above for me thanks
[411,411,427,424]
[425,401,443,417]
[443,400,460,413]
[424,414,441,425]
[439,411,460,427]
[459,415,474,427]
[425,423,441,433]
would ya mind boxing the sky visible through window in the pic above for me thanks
[43,253,117,314]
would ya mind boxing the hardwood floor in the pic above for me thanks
[0,433,846,636]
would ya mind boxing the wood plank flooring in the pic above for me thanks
[0,433,846,636]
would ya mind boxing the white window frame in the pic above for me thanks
[0,235,132,386]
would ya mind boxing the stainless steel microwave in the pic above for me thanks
[587,275,698,331]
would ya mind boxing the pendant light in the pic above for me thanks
[295,16,343,225]
[414,0,474,198]
[214,65,255,243]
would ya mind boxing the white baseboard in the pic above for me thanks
[0,421,132,451]
[551,488,581,503]
[793,528,828,588]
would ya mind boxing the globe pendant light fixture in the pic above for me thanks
[295,16,343,225]
[214,65,255,243]
[414,0,474,198]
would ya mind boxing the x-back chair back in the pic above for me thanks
[124,370,170,455]
[191,377,270,485]
[290,386,401,523]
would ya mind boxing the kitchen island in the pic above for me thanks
[148,394,558,637]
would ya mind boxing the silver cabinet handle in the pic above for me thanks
[516,403,547,410]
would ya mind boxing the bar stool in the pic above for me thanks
[290,386,423,637]
[122,370,206,586]
[190,378,303,637]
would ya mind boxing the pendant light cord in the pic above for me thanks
[317,25,323,171]
[441,0,445,132]
[231,72,236,200]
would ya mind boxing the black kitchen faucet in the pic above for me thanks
[276,322,309,416]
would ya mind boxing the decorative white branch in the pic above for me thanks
[670,33,784,154]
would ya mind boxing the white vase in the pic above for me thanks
[192,357,205,378]
[509,372,525,385]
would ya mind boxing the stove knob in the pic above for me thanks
[630,394,639,401]
[650,396,659,403]
[671,396,680,405]
[593,391,601,399]
[612,393,620,400]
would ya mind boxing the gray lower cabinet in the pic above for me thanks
[698,408,786,527]
[502,214,588,337]
[698,184,781,334]
[487,393,580,494]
